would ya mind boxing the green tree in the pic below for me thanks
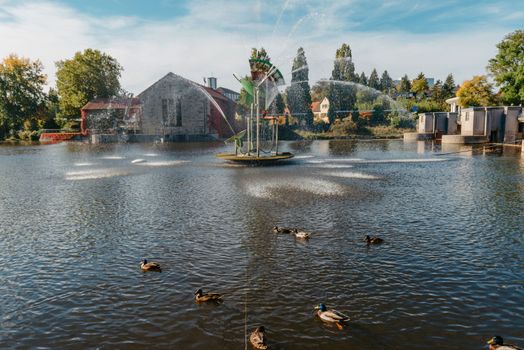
[411,72,429,96]
[0,54,47,138]
[55,48,123,127]
[269,92,285,116]
[430,79,444,102]
[487,29,524,105]
[442,74,456,99]
[397,74,411,94]
[328,43,357,123]
[331,43,358,82]
[380,70,394,94]
[358,72,368,86]
[456,75,497,107]
[368,69,380,90]
[287,47,313,127]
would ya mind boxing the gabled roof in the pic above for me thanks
[82,98,141,110]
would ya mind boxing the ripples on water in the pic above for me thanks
[0,140,523,349]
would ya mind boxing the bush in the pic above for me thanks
[329,117,359,135]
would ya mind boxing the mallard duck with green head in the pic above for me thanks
[140,259,161,272]
[194,288,223,302]
[315,303,350,329]
[249,326,268,349]
[487,336,522,350]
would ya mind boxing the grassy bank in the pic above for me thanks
[290,126,415,140]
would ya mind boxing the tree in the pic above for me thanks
[327,44,358,123]
[456,75,497,107]
[358,72,368,86]
[286,47,313,127]
[397,74,411,94]
[380,70,394,94]
[331,43,358,82]
[269,92,285,116]
[430,79,444,102]
[442,74,456,99]
[368,69,380,90]
[487,30,524,105]
[411,72,429,96]
[55,48,123,127]
[0,54,47,138]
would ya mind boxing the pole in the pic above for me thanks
[248,103,253,155]
[275,119,279,155]
[256,87,260,157]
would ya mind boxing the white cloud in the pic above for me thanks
[0,0,514,94]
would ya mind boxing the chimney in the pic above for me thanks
[207,77,217,90]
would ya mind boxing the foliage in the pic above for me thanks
[287,47,313,127]
[329,117,359,135]
[55,48,123,126]
[456,75,497,107]
[328,43,358,124]
[411,72,428,96]
[358,72,368,86]
[442,74,456,99]
[331,43,358,82]
[0,54,47,139]
[397,97,446,113]
[380,70,394,94]
[430,79,444,102]
[368,69,380,90]
[397,74,411,93]
[487,30,524,105]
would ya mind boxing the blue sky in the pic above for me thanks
[1,0,523,92]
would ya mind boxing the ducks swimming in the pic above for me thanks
[140,259,162,272]
[250,326,268,349]
[365,235,383,245]
[194,288,223,303]
[315,303,350,330]
[272,226,312,239]
[488,336,523,350]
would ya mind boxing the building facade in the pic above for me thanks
[81,72,238,141]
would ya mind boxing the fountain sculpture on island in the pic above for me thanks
[216,48,294,164]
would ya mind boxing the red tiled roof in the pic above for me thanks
[311,101,321,112]
[82,98,141,110]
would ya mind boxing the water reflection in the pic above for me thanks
[0,140,522,349]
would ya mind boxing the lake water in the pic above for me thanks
[0,140,523,349]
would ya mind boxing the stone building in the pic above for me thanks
[81,72,238,141]
[137,73,236,140]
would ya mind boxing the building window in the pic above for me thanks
[465,113,469,121]
[176,98,182,127]
[168,99,174,126]
[162,99,168,125]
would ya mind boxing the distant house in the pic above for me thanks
[81,72,237,140]
[216,87,240,102]
[137,73,236,140]
[312,97,330,123]
[446,96,460,113]
[81,98,142,134]
[411,106,524,144]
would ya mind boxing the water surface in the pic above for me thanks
[0,140,523,349]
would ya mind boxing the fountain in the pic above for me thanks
[216,48,294,165]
